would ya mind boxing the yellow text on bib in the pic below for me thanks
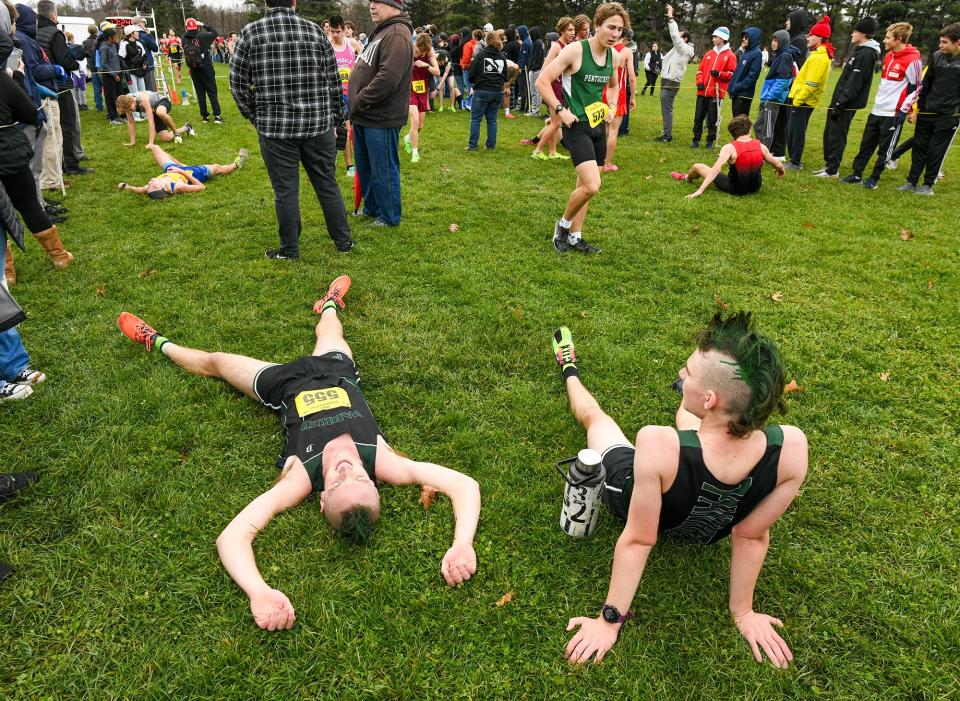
[585,101,609,128]
[295,387,352,417]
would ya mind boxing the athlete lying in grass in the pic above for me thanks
[117,276,481,630]
[117,144,247,199]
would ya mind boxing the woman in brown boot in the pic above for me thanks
[3,240,15,285]
[0,52,74,274]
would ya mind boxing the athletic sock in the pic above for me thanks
[155,336,172,355]
[412,148,419,156]
[562,364,580,380]
[568,231,582,244]
[559,217,572,229]
[505,108,511,116]
[320,299,339,315]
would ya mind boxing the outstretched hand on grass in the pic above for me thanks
[734,610,792,668]
[250,587,296,631]
[440,541,476,586]
[565,616,619,663]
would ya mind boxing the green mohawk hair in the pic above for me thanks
[338,507,375,545]
[696,312,788,437]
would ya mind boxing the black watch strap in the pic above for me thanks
[602,604,635,625]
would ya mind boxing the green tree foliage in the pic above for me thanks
[131,0,198,33]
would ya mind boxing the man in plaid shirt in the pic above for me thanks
[229,0,354,258]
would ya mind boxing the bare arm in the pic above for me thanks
[118,182,147,195]
[215,456,312,630]
[166,166,206,192]
[687,145,734,199]
[426,52,440,77]
[623,47,637,109]
[141,94,157,145]
[565,426,675,663]
[760,142,785,176]
[124,114,136,145]
[603,51,620,121]
[376,442,481,586]
[729,426,808,667]
[537,42,580,126]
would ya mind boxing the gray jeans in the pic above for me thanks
[659,79,680,138]
[258,127,352,254]
[527,70,542,114]
[25,123,46,202]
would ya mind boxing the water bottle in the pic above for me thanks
[556,449,606,538]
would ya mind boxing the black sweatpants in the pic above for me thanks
[771,98,791,157]
[731,95,752,118]
[0,167,52,233]
[58,89,80,170]
[850,113,900,180]
[190,65,221,119]
[821,109,858,174]
[692,95,720,144]
[103,74,124,120]
[907,114,959,187]
[786,104,814,166]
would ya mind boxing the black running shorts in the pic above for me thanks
[561,120,607,167]
[599,444,635,522]
[714,172,761,196]
[253,352,360,411]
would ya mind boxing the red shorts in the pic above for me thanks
[410,90,429,112]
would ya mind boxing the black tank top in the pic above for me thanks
[659,426,782,544]
[280,373,381,493]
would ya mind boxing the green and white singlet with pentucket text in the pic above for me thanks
[562,40,613,123]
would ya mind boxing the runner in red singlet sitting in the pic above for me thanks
[672,115,785,198]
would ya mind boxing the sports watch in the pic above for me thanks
[555,103,566,114]
[601,604,635,625]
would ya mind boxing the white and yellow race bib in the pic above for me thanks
[585,101,609,128]
[295,387,351,418]
[412,80,427,94]
[338,67,351,83]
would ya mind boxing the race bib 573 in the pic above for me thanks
[295,388,351,417]
[585,101,609,128]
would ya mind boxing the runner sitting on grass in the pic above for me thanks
[117,92,196,146]
[552,313,807,667]
[671,115,784,198]
[117,144,247,199]
[116,275,481,631]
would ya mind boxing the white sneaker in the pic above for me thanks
[0,381,32,401]
[885,159,898,170]
[813,169,838,178]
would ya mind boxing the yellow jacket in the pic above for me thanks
[789,44,833,107]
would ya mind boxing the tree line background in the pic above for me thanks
[47,0,959,55]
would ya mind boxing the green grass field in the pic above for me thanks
[1,64,958,699]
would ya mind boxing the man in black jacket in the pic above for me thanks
[771,9,812,158]
[184,17,222,123]
[815,17,880,178]
[526,26,545,116]
[901,22,960,195]
[34,1,92,178]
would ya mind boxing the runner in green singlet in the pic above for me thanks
[550,313,808,667]
[536,2,629,255]
[116,276,481,631]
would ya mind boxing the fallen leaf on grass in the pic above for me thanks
[689,224,701,234]
[802,222,816,229]
[449,223,459,233]
[771,291,784,302]
[579,310,588,318]
[138,269,157,278]
[927,279,934,289]
[419,485,438,510]
[899,227,914,241]
[880,372,890,382]
[644,210,651,216]
[95,284,106,297]
[784,379,804,394]
[714,296,729,310]
[658,157,666,164]
[511,307,523,320]
[496,591,515,607]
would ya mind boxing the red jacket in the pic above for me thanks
[695,46,737,98]
[460,39,476,70]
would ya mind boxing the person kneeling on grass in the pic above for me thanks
[117,144,247,199]
[117,92,196,146]
[552,313,807,666]
[671,115,784,199]
[117,276,481,631]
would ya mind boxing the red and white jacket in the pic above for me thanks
[871,44,922,117]
[695,45,737,98]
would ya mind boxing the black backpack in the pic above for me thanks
[184,34,204,68]
[123,39,146,77]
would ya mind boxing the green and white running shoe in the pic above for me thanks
[552,326,577,370]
